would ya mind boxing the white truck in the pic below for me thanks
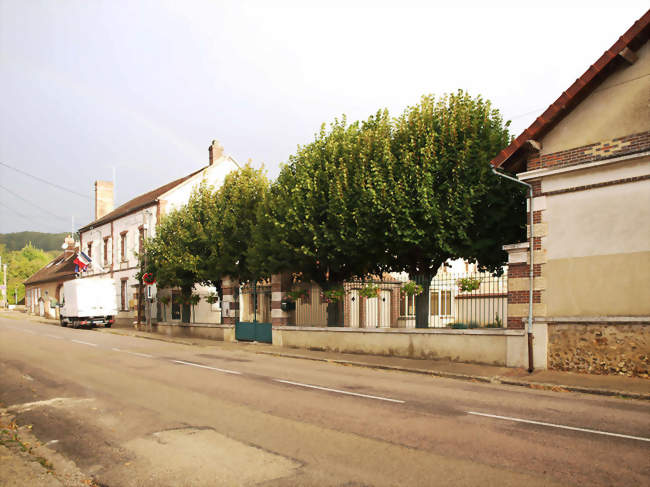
[59,278,118,328]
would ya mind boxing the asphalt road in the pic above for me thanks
[1,316,649,487]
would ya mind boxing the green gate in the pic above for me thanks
[235,321,272,343]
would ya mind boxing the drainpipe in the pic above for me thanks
[491,167,534,373]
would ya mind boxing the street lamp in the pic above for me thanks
[492,167,535,373]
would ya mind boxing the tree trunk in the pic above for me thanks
[414,274,431,328]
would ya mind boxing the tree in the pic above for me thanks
[145,164,269,304]
[206,163,270,284]
[144,184,215,298]
[1,244,57,304]
[250,111,396,324]
[387,91,525,326]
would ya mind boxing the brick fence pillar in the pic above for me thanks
[222,276,239,325]
[503,242,530,329]
[271,273,291,326]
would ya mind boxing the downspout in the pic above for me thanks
[491,167,534,373]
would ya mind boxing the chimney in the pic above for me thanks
[63,235,77,258]
[94,180,114,220]
[208,139,224,166]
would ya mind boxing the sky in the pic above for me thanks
[0,0,647,234]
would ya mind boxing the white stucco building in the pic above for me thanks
[78,140,239,325]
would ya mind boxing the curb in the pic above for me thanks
[253,350,650,401]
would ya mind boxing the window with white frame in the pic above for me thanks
[430,289,453,317]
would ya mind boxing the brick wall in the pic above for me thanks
[527,130,650,172]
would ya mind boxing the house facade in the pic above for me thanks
[494,11,650,376]
[24,236,78,319]
[77,140,239,326]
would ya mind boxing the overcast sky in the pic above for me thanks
[0,1,647,234]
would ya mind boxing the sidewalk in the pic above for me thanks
[4,310,649,400]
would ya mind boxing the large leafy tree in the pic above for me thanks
[387,91,525,326]
[144,185,215,297]
[250,111,400,324]
[250,112,398,323]
[205,164,270,284]
[145,164,269,300]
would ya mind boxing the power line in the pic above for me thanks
[0,201,67,231]
[0,184,70,222]
[0,161,91,199]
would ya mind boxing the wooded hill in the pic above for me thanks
[0,232,69,252]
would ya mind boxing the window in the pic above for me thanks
[400,294,415,316]
[87,242,92,258]
[121,279,128,310]
[431,290,453,317]
[103,237,110,264]
[120,232,128,261]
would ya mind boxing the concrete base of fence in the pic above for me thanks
[146,322,236,342]
[272,326,530,367]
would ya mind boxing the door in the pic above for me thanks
[121,279,127,311]
[379,290,391,328]
[430,289,454,328]
[349,290,359,327]
[364,296,378,328]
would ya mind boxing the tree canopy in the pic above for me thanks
[145,164,269,295]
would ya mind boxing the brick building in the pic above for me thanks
[495,11,650,375]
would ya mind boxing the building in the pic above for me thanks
[77,140,239,326]
[494,11,650,375]
[24,236,78,319]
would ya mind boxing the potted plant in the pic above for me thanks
[400,281,423,297]
[287,285,310,302]
[457,277,481,293]
[322,286,346,303]
[358,283,380,299]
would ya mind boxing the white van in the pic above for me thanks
[60,278,118,328]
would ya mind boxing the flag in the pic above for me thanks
[74,251,91,273]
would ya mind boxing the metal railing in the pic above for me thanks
[258,269,507,329]
[429,270,507,328]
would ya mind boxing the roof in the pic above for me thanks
[79,166,206,232]
[24,252,78,286]
[492,10,650,172]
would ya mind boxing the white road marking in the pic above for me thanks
[71,339,98,347]
[128,351,154,358]
[172,360,241,375]
[44,334,63,340]
[466,411,650,443]
[112,347,153,358]
[45,439,59,446]
[273,379,405,404]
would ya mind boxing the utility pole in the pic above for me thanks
[144,209,152,332]
[2,263,7,309]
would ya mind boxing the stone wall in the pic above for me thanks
[273,326,528,367]
[548,323,649,377]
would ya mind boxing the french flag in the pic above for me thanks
[74,251,91,273]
